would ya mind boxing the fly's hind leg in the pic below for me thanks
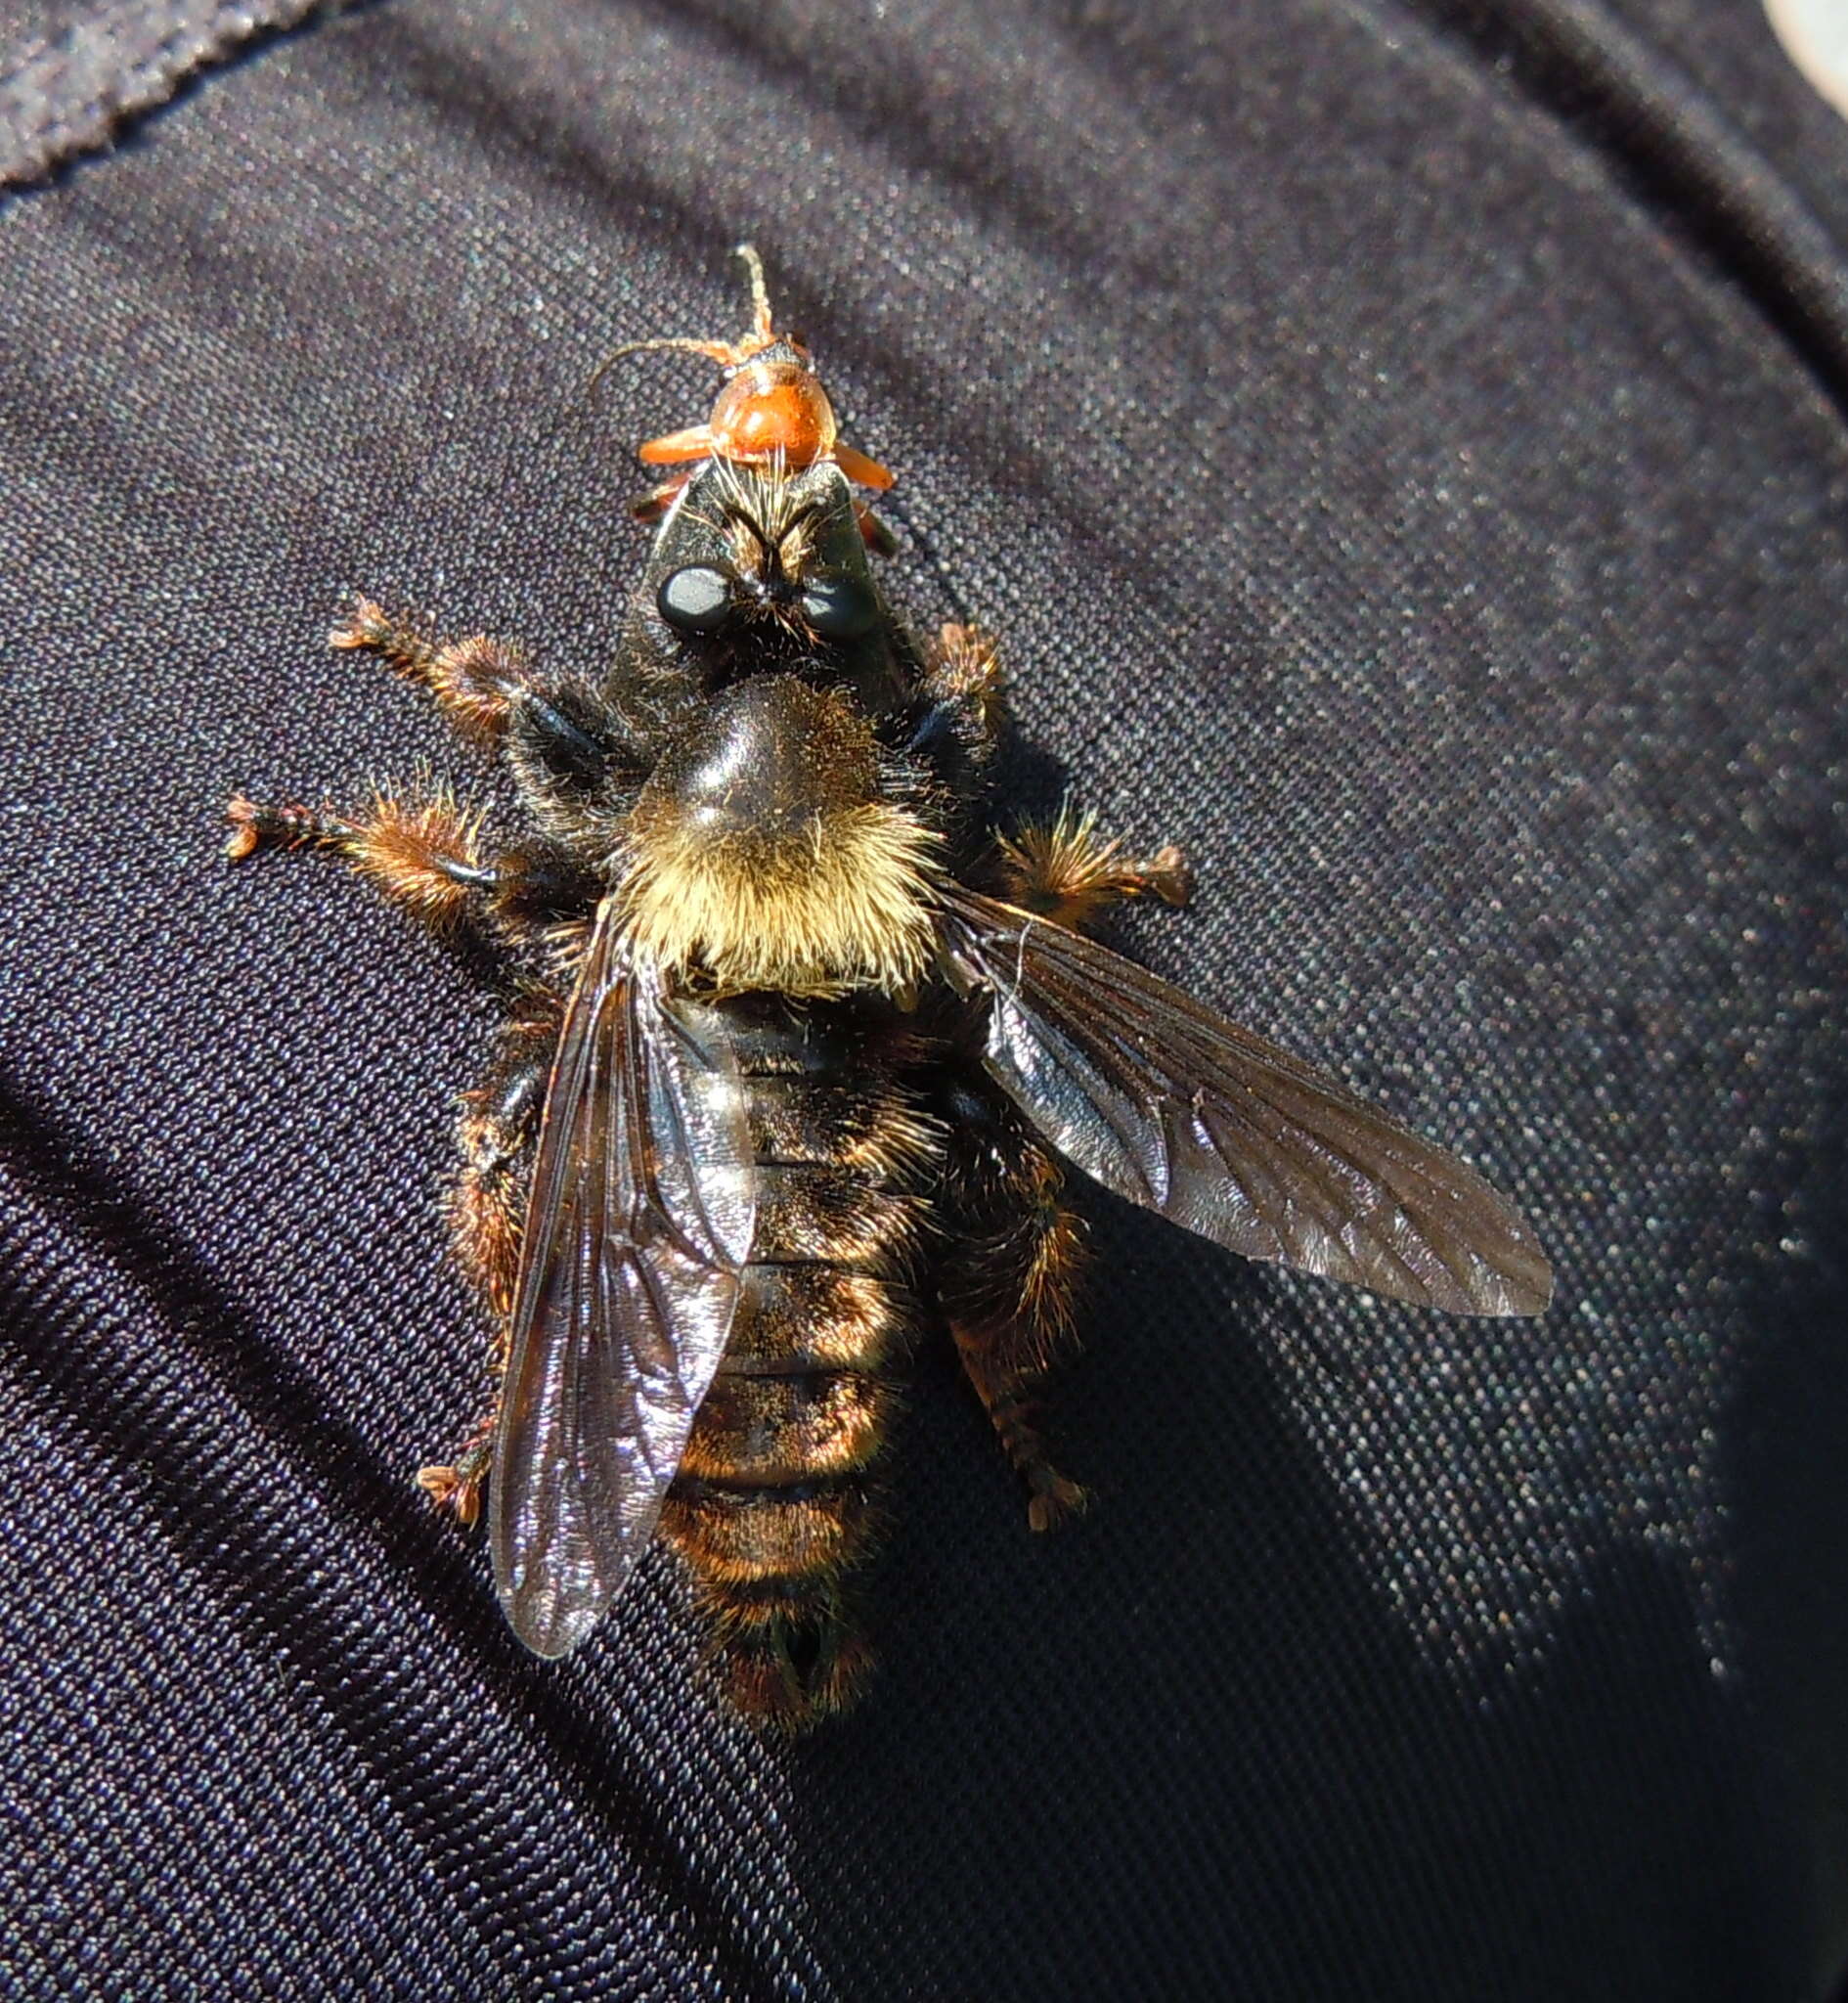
[939,1079,1090,1531]
[418,995,562,1525]
[447,995,559,1330]
[993,806,1193,931]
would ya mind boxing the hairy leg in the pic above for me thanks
[905,621,1009,794]
[418,997,561,1524]
[224,785,502,931]
[923,619,1005,735]
[938,1081,1090,1531]
[330,600,654,814]
[330,597,535,744]
[992,806,1193,930]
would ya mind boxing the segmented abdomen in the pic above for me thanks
[656,1000,939,1727]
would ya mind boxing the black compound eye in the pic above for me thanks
[799,575,880,641]
[657,564,735,635]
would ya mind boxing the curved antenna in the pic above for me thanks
[583,247,787,406]
[584,335,735,407]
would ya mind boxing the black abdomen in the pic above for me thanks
[656,997,938,1727]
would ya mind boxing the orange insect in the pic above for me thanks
[596,244,895,533]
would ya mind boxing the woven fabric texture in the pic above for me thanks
[0,0,336,189]
[1,2,1844,1997]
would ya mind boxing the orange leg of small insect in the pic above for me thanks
[856,503,896,555]
[834,443,896,491]
[638,424,716,467]
[418,1001,561,1523]
[329,597,533,744]
[630,472,695,524]
[941,1103,1090,1530]
[993,809,1194,932]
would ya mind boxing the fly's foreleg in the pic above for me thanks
[330,596,535,744]
[939,1084,1090,1531]
[330,598,653,816]
[418,998,561,1524]
[992,807,1193,931]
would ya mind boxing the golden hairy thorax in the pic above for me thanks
[618,676,940,998]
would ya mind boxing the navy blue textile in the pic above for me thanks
[2,2,1845,1994]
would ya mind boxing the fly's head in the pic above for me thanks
[651,460,882,654]
[506,467,921,916]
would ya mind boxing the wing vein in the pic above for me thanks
[938,884,1551,1317]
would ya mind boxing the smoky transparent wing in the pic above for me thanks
[938,886,1552,1317]
[489,905,756,1658]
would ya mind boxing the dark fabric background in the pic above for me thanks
[2,1,1845,1996]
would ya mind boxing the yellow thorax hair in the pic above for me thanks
[619,799,942,999]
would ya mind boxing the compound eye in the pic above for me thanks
[657,564,735,635]
[799,575,879,641]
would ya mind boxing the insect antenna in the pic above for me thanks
[583,335,735,407]
[734,242,776,346]
[584,243,789,406]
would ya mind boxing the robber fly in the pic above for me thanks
[226,247,1552,1728]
